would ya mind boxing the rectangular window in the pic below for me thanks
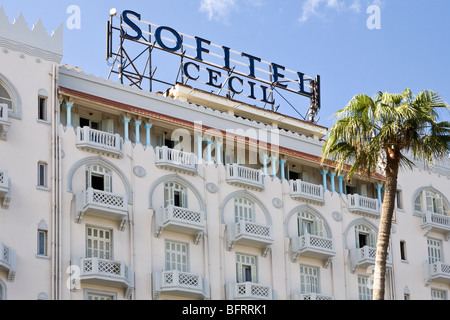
[38,96,47,121]
[431,289,447,300]
[427,238,442,264]
[300,265,319,294]
[358,275,373,300]
[396,190,403,209]
[37,230,47,256]
[86,226,112,260]
[165,241,189,272]
[234,198,255,223]
[38,162,47,188]
[86,291,115,300]
[236,253,257,283]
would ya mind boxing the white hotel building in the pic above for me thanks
[0,9,449,301]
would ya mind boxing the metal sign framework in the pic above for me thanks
[106,10,321,123]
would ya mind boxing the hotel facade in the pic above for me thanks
[0,9,449,301]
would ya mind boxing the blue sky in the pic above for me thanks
[1,0,449,129]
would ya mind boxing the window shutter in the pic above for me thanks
[236,261,243,283]
[102,119,114,134]
[182,188,188,209]
[435,196,444,215]
[302,171,310,183]
[369,231,377,248]
[360,184,368,197]
[86,166,92,189]
[251,265,257,283]
[414,195,422,212]
[314,219,324,237]
[104,171,111,193]
[426,192,434,213]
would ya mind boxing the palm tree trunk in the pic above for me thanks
[373,150,400,300]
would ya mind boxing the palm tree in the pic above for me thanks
[321,89,450,300]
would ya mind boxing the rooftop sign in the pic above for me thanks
[106,9,321,122]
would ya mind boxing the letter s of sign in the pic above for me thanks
[121,10,142,40]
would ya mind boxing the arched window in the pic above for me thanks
[0,83,12,111]
[86,165,112,192]
[164,182,187,208]
[415,190,447,215]
[234,197,255,223]
[355,225,377,248]
[297,211,324,237]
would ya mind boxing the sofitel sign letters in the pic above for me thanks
[110,10,320,114]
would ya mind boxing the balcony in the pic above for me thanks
[155,146,198,175]
[0,170,11,209]
[226,221,273,257]
[293,293,334,300]
[290,234,336,267]
[155,206,205,244]
[290,180,324,205]
[421,212,450,240]
[0,243,16,281]
[75,188,128,231]
[80,257,134,299]
[350,245,392,273]
[76,127,124,159]
[423,261,450,286]
[0,104,10,140]
[152,270,210,300]
[226,282,273,300]
[226,164,264,191]
[347,194,380,218]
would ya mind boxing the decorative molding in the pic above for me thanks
[206,183,218,194]
[272,198,283,209]
[133,166,147,178]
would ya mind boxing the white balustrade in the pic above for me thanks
[80,257,134,294]
[155,205,205,241]
[76,126,124,158]
[350,245,392,273]
[290,180,324,204]
[155,146,198,174]
[227,282,273,300]
[75,188,128,229]
[0,243,16,281]
[153,270,210,299]
[0,170,11,209]
[226,220,273,255]
[422,212,450,235]
[347,194,380,217]
[226,164,264,190]
[291,234,335,262]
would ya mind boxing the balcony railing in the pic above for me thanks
[75,188,128,230]
[155,205,205,244]
[350,245,392,273]
[290,180,324,205]
[293,293,334,300]
[226,282,273,300]
[421,212,450,239]
[155,146,198,175]
[153,270,210,300]
[290,234,336,267]
[424,261,450,286]
[0,103,10,140]
[226,220,273,257]
[0,170,11,209]
[76,127,124,158]
[347,194,380,217]
[80,257,134,299]
[0,243,16,281]
[226,164,264,190]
